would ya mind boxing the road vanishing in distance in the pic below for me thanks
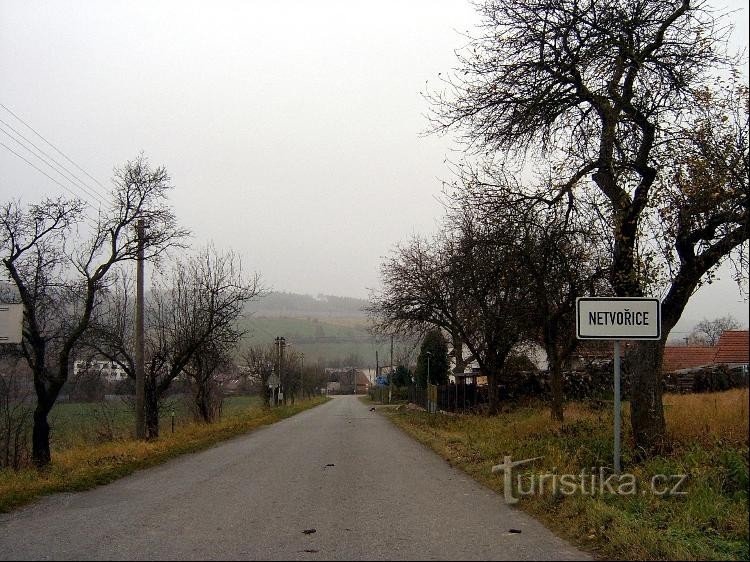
[0,395,588,561]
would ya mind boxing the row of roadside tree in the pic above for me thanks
[368,0,748,457]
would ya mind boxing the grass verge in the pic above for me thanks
[0,396,329,514]
[379,388,749,561]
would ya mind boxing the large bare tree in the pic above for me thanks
[370,205,538,414]
[0,154,187,466]
[88,245,262,436]
[428,0,748,452]
[457,189,609,421]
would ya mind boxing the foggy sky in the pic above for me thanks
[1,0,748,337]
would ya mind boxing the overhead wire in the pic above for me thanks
[0,102,111,195]
[0,119,109,208]
[0,140,100,229]
[0,103,113,230]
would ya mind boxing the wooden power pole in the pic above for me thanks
[135,219,145,439]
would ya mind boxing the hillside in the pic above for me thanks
[240,292,406,367]
[245,292,368,318]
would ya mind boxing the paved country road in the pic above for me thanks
[0,396,589,561]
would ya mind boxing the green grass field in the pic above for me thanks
[48,395,264,450]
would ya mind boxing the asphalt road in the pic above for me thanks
[0,395,589,561]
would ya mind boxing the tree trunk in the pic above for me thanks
[32,403,51,468]
[144,381,160,439]
[195,384,207,422]
[451,333,468,374]
[628,274,693,455]
[262,383,272,408]
[193,380,221,423]
[486,368,500,415]
[31,366,62,468]
[549,355,564,423]
[627,340,667,455]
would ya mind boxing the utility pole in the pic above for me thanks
[426,350,432,414]
[281,337,285,404]
[389,334,394,404]
[300,352,304,401]
[135,219,145,439]
[375,349,379,389]
[274,336,286,405]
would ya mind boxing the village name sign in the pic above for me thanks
[576,297,662,473]
[577,297,661,340]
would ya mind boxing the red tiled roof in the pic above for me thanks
[662,346,716,373]
[714,330,749,365]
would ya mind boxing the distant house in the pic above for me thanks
[714,330,749,371]
[568,329,748,375]
[661,330,748,374]
[662,346,717,373]
[324,367,369,394]
[567,341,633,371]
[73,359,128,382]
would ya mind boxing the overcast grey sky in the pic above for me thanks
[1,0,748,336]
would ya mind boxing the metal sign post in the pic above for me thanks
[576,297,661,474]
[613,340,621,474]
[268,374,281,407]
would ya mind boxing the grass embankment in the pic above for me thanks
[0,396,328,513]
[381,388,749,561]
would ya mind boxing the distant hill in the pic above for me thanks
[245,291,368,318]
[239,292,415,368]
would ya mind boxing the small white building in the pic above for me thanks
[73,359,128,382]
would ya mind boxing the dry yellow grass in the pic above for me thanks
[382,388,750,561]
[664,388,749,447]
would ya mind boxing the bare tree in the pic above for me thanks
[279,348,303,405]
[428,0,747,452]
[440,182,610,421]
[186,342,232,423]
[240,344,277,407]
[88,245,262,435]
[370,205,538,414]
[0,154,187,466]
[182,246,261,422]
[691,315,742,346]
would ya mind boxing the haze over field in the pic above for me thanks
[242,291,412,368]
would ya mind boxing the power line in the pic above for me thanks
[0,141,100,229]
[0,122,108,208]
[0,103,110,196]
[0,117,108,206]
[0,102,112,231]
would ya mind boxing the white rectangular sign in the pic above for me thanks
[576,297,661,340]
[267,374,280,388]
[0,304,23,344]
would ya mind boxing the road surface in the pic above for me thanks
[0,395,588,560]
